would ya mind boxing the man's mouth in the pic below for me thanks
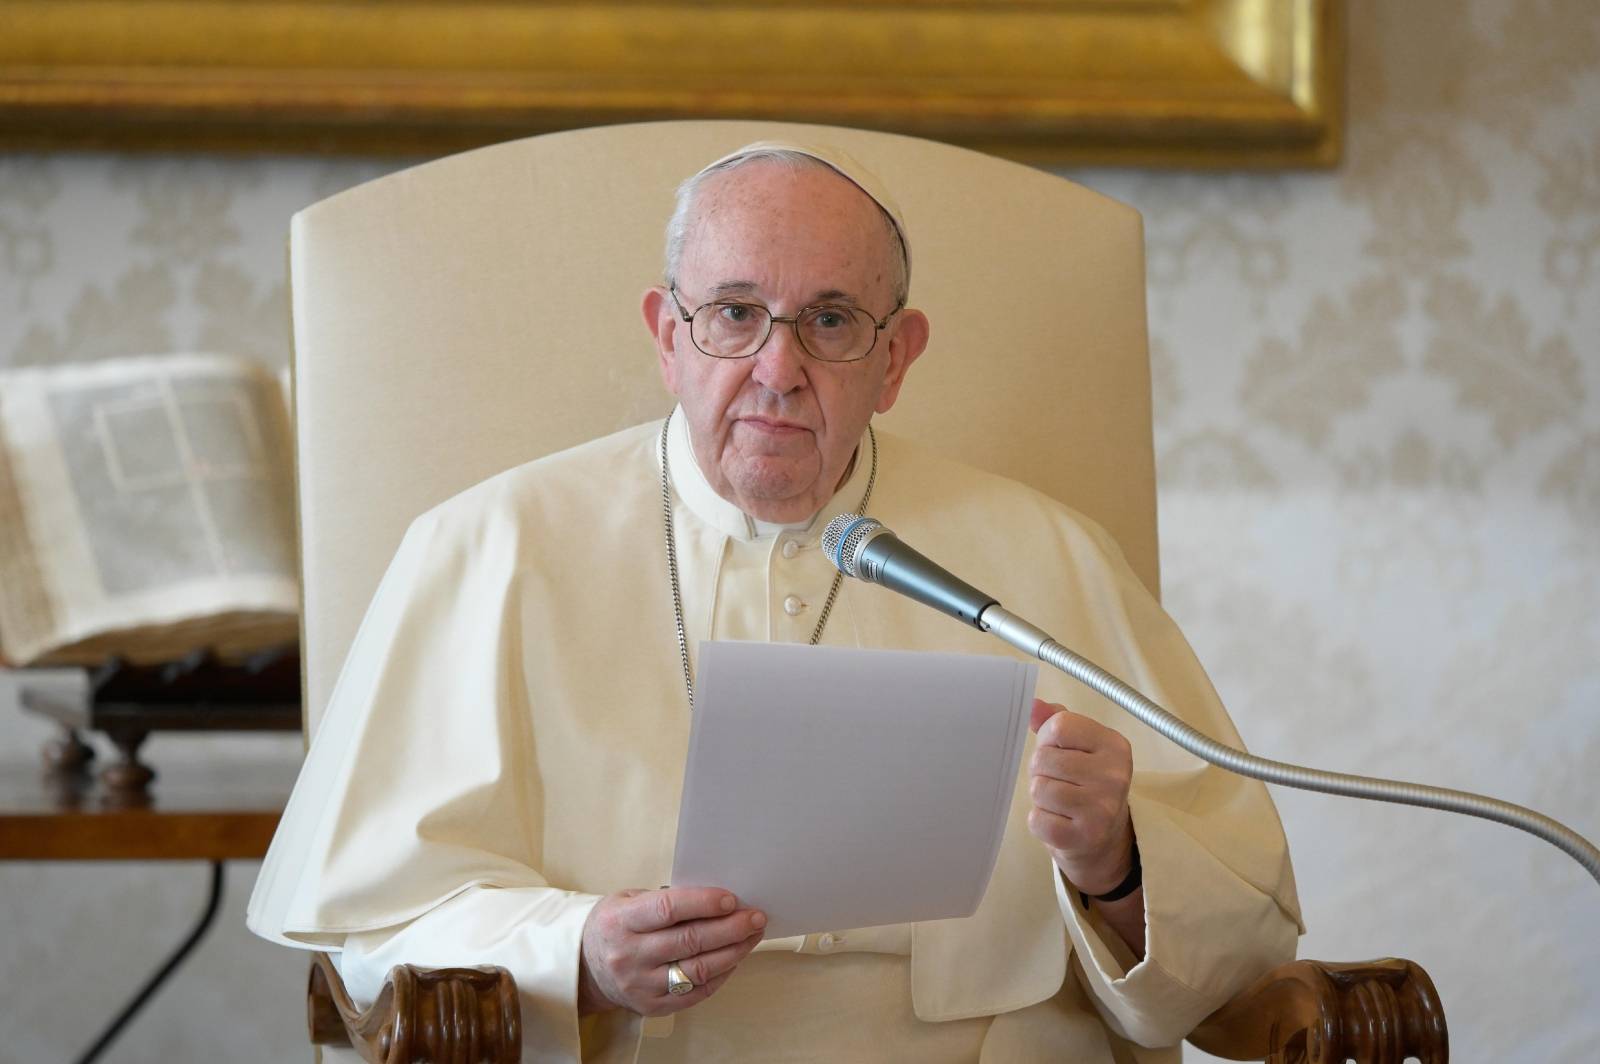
[739,417,809,434]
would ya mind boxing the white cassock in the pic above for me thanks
[248,410,1303,1063]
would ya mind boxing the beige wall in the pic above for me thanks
[2,1,1596,1059]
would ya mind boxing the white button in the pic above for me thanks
[783,595,805,616]
[781,540,800,560]
[817,932,836,952]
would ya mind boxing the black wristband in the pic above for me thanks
[1077,835,1141,908]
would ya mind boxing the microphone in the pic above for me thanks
[822,514,998,628]
[820,512,1600,887]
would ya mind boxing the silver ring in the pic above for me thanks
[666,962,695,996]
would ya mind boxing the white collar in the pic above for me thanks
[663,406,874,543]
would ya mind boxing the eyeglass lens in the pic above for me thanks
[692,303,875,362]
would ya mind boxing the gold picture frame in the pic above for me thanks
[0,0,1342,167]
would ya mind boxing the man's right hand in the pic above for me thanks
[578,887,767,1017]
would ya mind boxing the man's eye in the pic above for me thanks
[718,304,752,323]
[813,310,846,329]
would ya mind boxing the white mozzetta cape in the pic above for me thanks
[248,418,1302,1063]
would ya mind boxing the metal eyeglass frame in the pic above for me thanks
[668,285,903,363]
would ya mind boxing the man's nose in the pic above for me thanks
[750,320,809,393]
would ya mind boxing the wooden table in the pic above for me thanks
[2,657,303,1060]
[1,759,298,1062]
[0,759,293,860]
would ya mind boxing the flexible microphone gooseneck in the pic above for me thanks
[822,513,1600,887]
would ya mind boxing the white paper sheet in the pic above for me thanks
[671,641,1037,939]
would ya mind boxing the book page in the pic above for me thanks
[0,354,298,665]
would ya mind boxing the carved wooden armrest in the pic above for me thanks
[308,952,522,1063]
[1187,958,1447,1063]
[305,951,1446,1063]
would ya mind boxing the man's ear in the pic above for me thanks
[874,308,930,415]
[642,286,680,396]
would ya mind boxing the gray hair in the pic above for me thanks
[663,149,910,307]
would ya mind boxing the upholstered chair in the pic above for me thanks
[286,121,1447,1063]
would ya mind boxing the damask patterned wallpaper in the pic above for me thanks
[1,1,1595,1060]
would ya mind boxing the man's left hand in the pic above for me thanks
[1027,698,1136,896]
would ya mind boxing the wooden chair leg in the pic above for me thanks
[1187,958,1448,1063]
[308,952,522,1063]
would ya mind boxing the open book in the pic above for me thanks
[0,354,299,667]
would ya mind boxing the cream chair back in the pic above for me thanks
[291,121,1156,729]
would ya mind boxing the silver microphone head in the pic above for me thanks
[822,513,887,578]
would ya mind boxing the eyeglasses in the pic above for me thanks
[669,287,902,363]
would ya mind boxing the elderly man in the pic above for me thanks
[249,142,1301,1063]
